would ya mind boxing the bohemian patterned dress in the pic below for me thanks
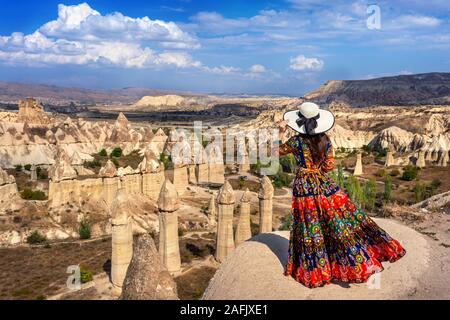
[279,134,406,288]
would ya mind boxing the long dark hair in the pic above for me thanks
[299,133,330,164]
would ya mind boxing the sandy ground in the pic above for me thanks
[202,218,450,300]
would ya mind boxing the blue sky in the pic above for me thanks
[0,0,449,95]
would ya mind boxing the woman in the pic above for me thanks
[277,102,405,288]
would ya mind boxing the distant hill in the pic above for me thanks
[0,81,193,106]
[305,72,450,107]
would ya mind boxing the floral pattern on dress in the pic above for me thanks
[279,134,406,288]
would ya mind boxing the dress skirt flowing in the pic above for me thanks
[279,135,406,288]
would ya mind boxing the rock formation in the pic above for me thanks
[17,98,52,124]
[258,176,274,234]
[157,180,181,274]
[353,152,363,176]
[111,189,134,289]
[120,233,178,300]
[139,149,165,201]
[437,149,448,167]
[30,164,37,181]
[0,167,20,213]
[235,189,252,246]
[385,148,395,167]
[99,160,117,178]
[208,193,217,227]
[216,181,235,262]
[207,145,225,185]
[416,150,426,168]
[48,154,77,182]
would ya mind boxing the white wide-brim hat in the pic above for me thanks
[283,102,335,135]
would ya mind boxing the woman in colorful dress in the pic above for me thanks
[277,102,406,288]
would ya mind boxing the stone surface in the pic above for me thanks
[99,160,117,178]
[258,176,274,234]
[18,98,52,124]
[235,189,252,246]
[385,149,395,167]
[111,189,133,288]
[203,218,429,300]
[138,149,162,173]
[158,180,181,274]
[416,150,426,168]
[157,180,180,212]
[353,152,363,176]
[216,181,235,262]
[120,234,178,300]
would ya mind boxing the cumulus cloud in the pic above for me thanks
[289,55,324,71]
[249,64,267,74]
[0,3,202,69]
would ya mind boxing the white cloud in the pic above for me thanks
[249,64,266,74]
[0,3,202,69]
[290,55,324,71]
[390,15,441,28]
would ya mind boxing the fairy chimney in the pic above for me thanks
[353,152,363,176]
[157,180,181,274]
[258,176,274,234]
[235,188,252,246]
[208,193,217,227]
[111,189,134,288]
[216,181,235,262]
[385,148,395,167]
[437,150,449,167]
[416,150,426,168]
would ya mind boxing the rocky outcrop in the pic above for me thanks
[18,98,52,124]
[120,233,178,300]
[111,189,134,288]
[203,219,429,300]
[99,160,117,178]
[235,189,252,246]
[353,152,363,176]
[216,181,235,262]
[157,180,181,274]
[304,73,450,107]
[0,167,20,214]
[258,176,274,234]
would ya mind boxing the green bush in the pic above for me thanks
[279,154,296,173]
[430,179,441,191]
[112,158,119,167]
[110,147,123,158]
[178,228,185,237]
[159,153,173,170]
[377,169,387,177]
[362,145,373,153]
[383,175,393,204]
[362,178,377,211]
[279,214,293,231]
[24,164,32,171]
[271,167,293,189]
[238,176,246,189]
[15,165,23,172]
[27,231,47,245]
[401,165,419,181]
[98,149,108,157]
[79,266,93,283]
[20,188,47,201]
[345,175,364,208]
[389,169,400,177]
[336,164,345,188]
[376,148,388,158]
[414,182,427,203]
[36,167,48,180]
[85,159,101,169]
[79,218,91,240]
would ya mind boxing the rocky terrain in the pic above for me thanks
[305,73,450,107]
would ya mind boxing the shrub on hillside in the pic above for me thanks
[279,214,293,231]
[389,169,400,176]
[24,164,32,171]
[383,175,393,204]
[279,154,296,173]
[401,165,419,181]
[80,266,93,283]
[27,231,47,244]
[79,218,91,240]
[20,188,47,201]
[110,147,123,158]
[15,165,22,172]
[98,149,108,157]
